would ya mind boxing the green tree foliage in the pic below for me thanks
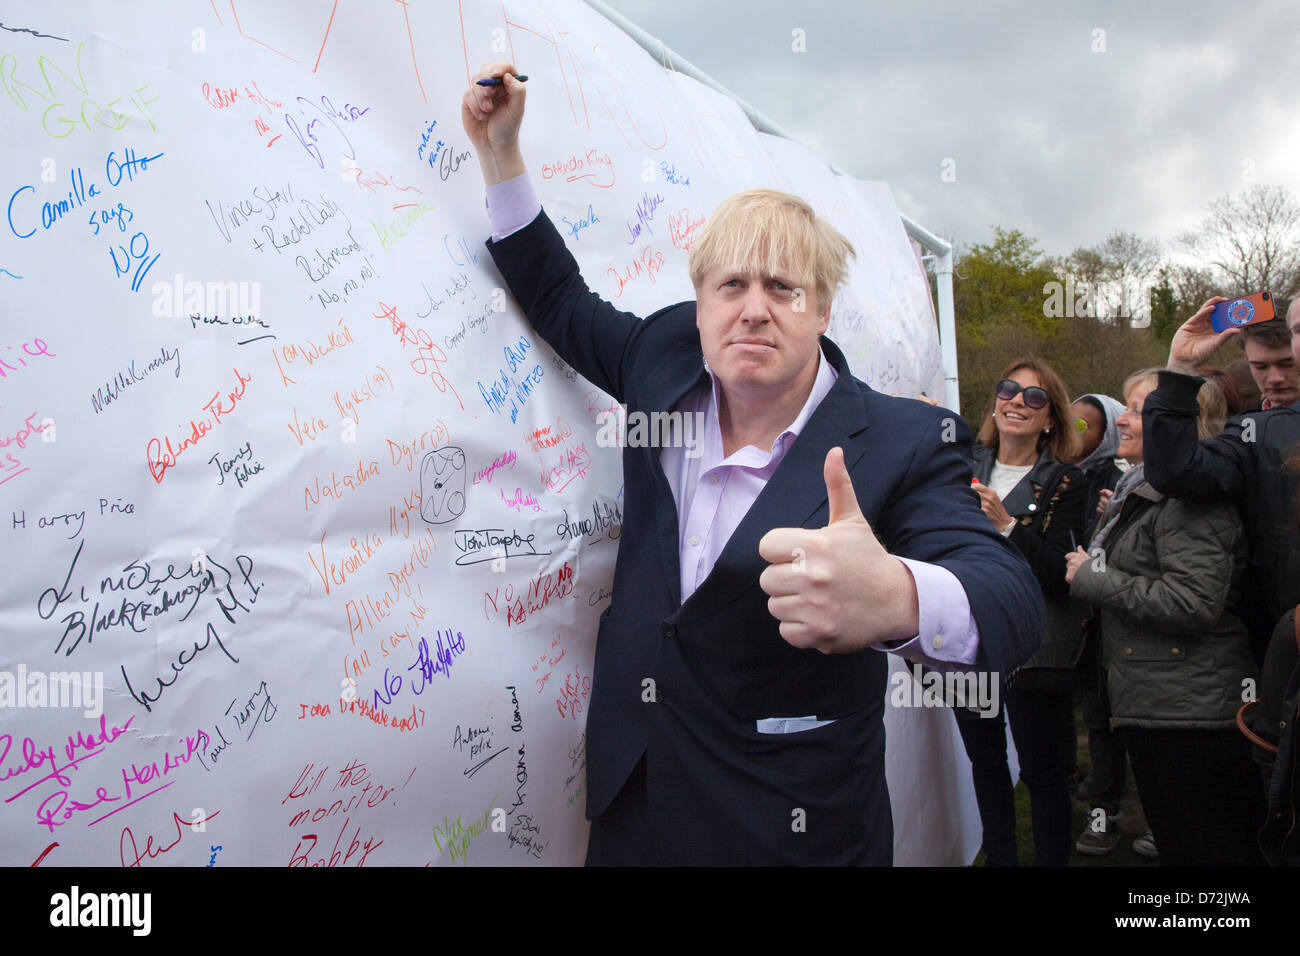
[953,228,1061,347]
[953,227,1166,429]
[1148,269,1180,345]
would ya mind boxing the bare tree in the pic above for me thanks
[1055,231,1161,324]
[1098,230,1162,325]
[1178,184,1300,298]
[1170,263,1222,312]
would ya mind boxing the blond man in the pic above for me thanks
[463,64,1042,865]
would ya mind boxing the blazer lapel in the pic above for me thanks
[638,334,710,414]
[679,337,870,619]
[640,331,710,608]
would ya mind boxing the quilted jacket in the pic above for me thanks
[1069,480,1258,729]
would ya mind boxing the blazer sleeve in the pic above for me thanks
[1007,465,1086,601]
[1143,370,1255,500]
[1069,498,1242,631]
[877,407,1046,677]
[485,209,642,403]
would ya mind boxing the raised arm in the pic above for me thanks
[1143,371,1255,500]
[462,60,527,187]
[462,63,642,401]
[1143,299,1254,500]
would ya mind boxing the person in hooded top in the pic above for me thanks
[1068,394,1125,541]
[1065,392,1130,855]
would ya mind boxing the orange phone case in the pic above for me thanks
[1211,291,1276,331]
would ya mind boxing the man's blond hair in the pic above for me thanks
[688,189,856,313]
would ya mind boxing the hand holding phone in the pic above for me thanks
[1210,291,1275,332]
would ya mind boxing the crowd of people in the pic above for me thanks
[958,298,1300,866]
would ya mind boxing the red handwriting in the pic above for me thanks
[334,365,396,424]
[30,842,58,866]
[342,529,436,643]
[308,529,383,596]
[289,814,383,867]
[303,457,381,512]
[524,418,573,453]
[556,666,592,720]
[343,166,422,195]
[484,560,577,628]
[540,148,615,188]
[608,246,665,297]
[531,634,563,694]
[540,441,592,494]
[254,114,281,147]
[273,318,355,386]
[120,808,220,867]
[202,79,283,146]
[374,301,463,410]
[201,80,280,113]
[387,485,421,540]
[668,209,706,251]
[386,421,450,473]
[294,691,427,734]
[147,367,252,483]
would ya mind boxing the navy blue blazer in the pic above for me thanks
[487,211,1043,864]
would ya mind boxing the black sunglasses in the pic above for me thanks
[995,379,1049,409]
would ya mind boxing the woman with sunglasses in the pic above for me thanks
[954,358,1086,866]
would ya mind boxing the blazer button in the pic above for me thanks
[662,623,677,639]
[1170,647,1180,655]
[1027,503,1037,512]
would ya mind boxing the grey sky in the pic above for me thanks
[598,0,1300,260]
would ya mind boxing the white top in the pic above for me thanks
[988,461,1033,501]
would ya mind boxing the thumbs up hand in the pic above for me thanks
[758,447,920,653]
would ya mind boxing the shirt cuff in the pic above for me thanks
[874,558,979,669]
[485,173,542,241]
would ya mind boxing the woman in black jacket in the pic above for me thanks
[955,358,1086,866]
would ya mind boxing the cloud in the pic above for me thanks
[598,0,1300,256]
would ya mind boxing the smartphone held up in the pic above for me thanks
[1210,291,1275,332]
